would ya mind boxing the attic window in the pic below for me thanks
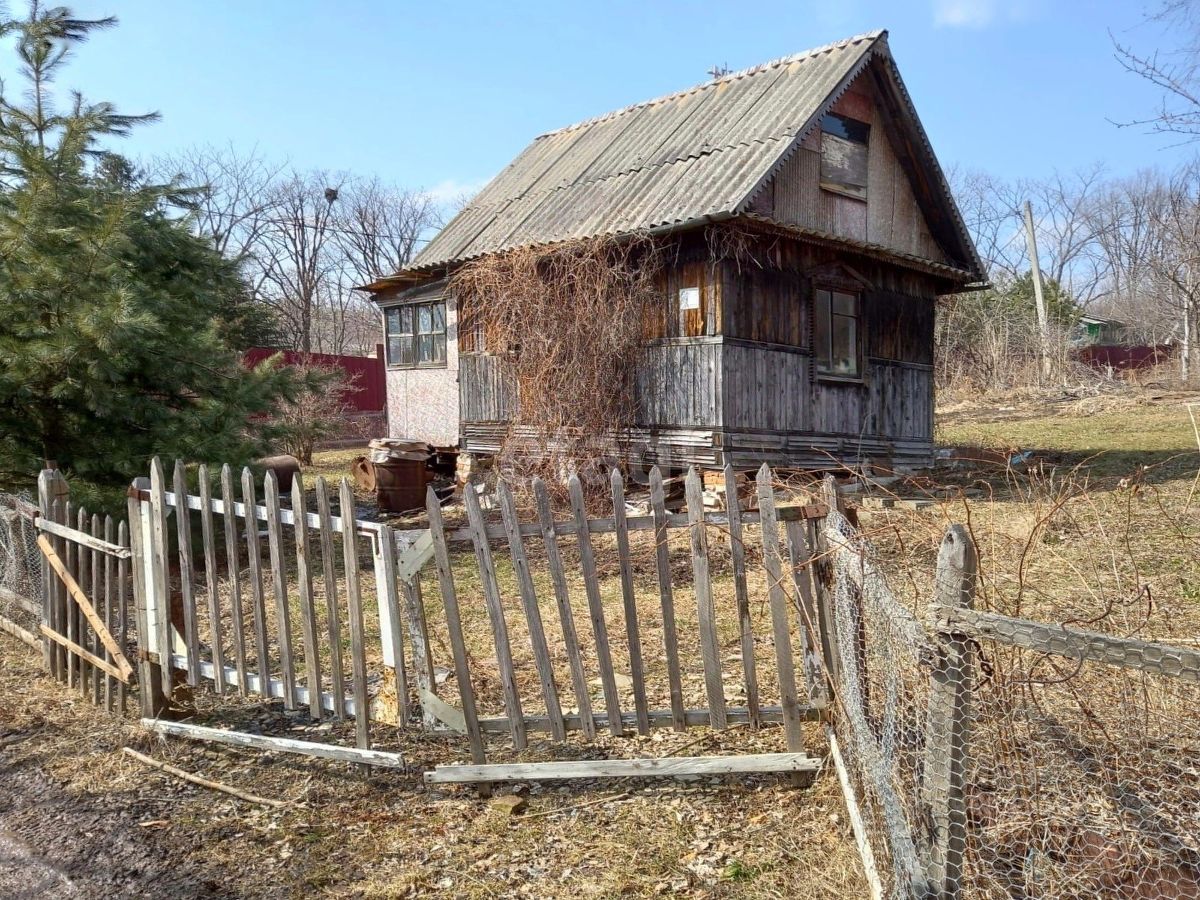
[819,113,869,201]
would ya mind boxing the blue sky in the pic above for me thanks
[0,1,1191,200]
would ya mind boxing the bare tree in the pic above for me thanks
[256,170,344,353]
[155,144,286,299]
[1114,1,1200,139]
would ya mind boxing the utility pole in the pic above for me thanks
[1023,200,1052,382]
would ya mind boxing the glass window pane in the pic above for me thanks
[387,336,403,365]
[399,306,414,334]
[386,308,401,334]
[418,305,433,334]
[831,315,858,376]
[814,290,831,369]
[832,292,856,316]
[418,334,434,363]
[431,301,446,332]
[433,334,447,363]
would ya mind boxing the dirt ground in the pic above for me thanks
[4,385,1199,898]
[0,638,864,899]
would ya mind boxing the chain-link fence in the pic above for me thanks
[0,492,42,636]
[820,507,1200,899]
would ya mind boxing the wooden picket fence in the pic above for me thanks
[420,464,833,783]
[33,469,135,713]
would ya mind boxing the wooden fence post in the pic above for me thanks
[127,485,167,719]
[925,524,977,900]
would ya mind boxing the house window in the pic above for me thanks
[819,113,869,200]
[385,299,447,368]
[814,288,860,378]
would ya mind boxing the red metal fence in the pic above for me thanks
[244,346,386,413]
[1074,343,1172,371]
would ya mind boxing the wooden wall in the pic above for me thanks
[748,62,948,266]
[457,231,942,469]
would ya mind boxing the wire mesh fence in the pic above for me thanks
[0,491,43,633]
[820,505,1200,900]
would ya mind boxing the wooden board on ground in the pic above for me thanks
[424,752,821,784]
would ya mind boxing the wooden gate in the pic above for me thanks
[417,463,834,785]
[128,458,410,766]
[35,469,135,713]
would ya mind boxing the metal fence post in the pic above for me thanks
[925,524,977,899]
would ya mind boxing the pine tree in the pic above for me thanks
[0,2,301,491]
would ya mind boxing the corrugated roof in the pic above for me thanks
[396,30,980,279]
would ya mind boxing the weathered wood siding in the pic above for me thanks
[456,232,940,468]
[459,352,515,423]
[748,68,948,265]
[634,341,721,427]
[719,249,937,460]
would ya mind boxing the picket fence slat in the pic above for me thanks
[315,477,346,719]
[426,486,488,767]
[786,518,828,705]
[497,480,565,742]
[263,472,297,710]
[148,464,174,699]
[755,464,804,751]
[532,477,595,740]
[174,461,200,688]
[91,512,103,706]
[338,479,371,750]
[378,522,409,728]
[198,465,226,695]
[241,467,271,699]
[648,466,686,732]
[464,480,527,749]
[292,475,323,720]
[103,515,115,710]
[117,519,129,714]
[569,474,623,737]
[220,464,249,695]
[724,464,760,728]
[686,467,726,729]
[611,469,650,735]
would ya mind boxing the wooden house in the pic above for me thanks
[363,30,983,471]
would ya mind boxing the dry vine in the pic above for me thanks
[451,235,663,483]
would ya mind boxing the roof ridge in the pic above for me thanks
[534,29,887,140]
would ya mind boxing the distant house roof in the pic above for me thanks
[368,30,982,289]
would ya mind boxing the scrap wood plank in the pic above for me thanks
[36,534,134,680]
[142,719,405,768]
[424,752,821,784]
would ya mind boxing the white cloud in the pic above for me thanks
[933,0,1031,29]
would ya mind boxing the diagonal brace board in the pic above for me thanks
[38,534,134,681]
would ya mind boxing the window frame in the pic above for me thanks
[812,285,864,382]
[384,298,448,369]
[819,112,870,201]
